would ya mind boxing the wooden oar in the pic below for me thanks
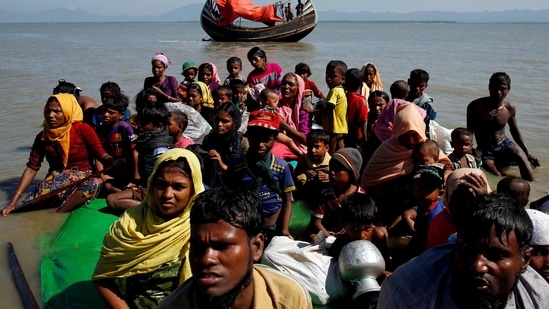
[12,168,108,213]
[7,242,40,309]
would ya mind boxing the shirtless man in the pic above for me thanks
[467,72,539,181]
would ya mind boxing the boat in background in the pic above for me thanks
[200,0,317,42]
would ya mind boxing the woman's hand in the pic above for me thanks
[1,202,16,217]
[461,172,490,197]
[209,150,228,171]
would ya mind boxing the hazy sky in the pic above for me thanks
[3,0,549,16]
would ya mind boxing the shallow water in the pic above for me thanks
[0,21,548,306]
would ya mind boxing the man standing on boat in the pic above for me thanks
[467,72,539,181]
[284,3,294,21]
[295,0,304,16]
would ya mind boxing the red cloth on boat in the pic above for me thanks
[216,0,284,26]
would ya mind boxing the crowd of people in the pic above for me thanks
[2,46,549,308]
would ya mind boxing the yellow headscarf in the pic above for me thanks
[193,81,214,109]
[93,149,205,282]
[42,93,84,167]
[360,62,384,98]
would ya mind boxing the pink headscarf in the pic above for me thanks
[201,62,221,92]
[373,98,427,142]
[278,73,305,129]
[151,53,172,68]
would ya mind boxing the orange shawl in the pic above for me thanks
[42,93,83,167]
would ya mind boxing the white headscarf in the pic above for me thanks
[527,209,549,246]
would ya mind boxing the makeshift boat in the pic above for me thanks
[200,0,318,42]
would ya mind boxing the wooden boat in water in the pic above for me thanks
[200,0,318,42]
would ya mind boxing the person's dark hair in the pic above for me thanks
[138,100,169,128]
[188,82,204,97]
[294,62,312,76]
[344,68,363,92]
[451,127,473,142]
[151,156,192,188]
[389,80,409,100]
[53,79,81,99]
[307,129,330,145]
[102,96,129,114]
[216,85,233,98]
[198,63,214,81]
[168,110,189,132]
[368,90,390,106]
[259,88,277,103]
[228,79,246,95]
[340,192,376,226]
[100,81,121,94]
[226,56,242,67]
[247,46,267,63]
[326,60,348,76]
[490,72,511,90]
[134,88,158,114]
[215,102,242,134]
[409,69,430,83]
[413,139,439,159]
[497,176,530,207]
[191,186,263,238]
[458,194,533,253]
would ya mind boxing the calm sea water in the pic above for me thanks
[1,21,549,306]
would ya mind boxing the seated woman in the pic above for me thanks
[1,93,113,216]
[200,103,247,188]
[360,104,452,225]
[143,52,181,103]
[93,148,205,308]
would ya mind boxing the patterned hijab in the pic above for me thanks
[93,149,205,282]
[279,72,305,128]
[193,81,215,109]
[42,93,83,167]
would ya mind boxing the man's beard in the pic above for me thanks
[450,274,511,309]
[197,260,253,308]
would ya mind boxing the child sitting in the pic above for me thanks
[94,95,136,193]
[294,129,331,202]
[223,56,247,86]
[226,110,296,242]
[328,192,388,261]
[167,110,193,149]
[306,148,365,242]
[106,101,173,210]
[177,61,198,100]
[344,68,368,149]
[295,62,324,103]
[448,127,478,169]
[229,79,247,109]
[259,88,304,157]
[90,81,132,128]
[406,69,436,121]
[390,166,445,260]
[213,85,232,108]
[413,139,445,168]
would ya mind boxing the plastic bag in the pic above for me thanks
[164,103,211,144]
[429,120,454,156]
[261,236,348,305]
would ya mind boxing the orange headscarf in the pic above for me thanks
[42,93,83,167]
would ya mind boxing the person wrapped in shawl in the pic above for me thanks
[93,148,205,308]
[360,62,383,99]
[2,93,113,215]
[360,104,451,224]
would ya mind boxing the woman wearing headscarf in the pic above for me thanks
[360,104,451,223]
[272,72,309,159]
[144,52,181,102]
[93,148,205,308]
[1,94,113,216]
[359,62,383,99]
[186,81,215,127]
[197,62,221,93]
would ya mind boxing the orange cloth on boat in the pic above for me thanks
[216,0,284,26]
[42,93,84,168]
[361,104,447,187]
[93,149,205,282]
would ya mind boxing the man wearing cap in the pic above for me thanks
[378,194,549,308]
[226,110,296,243]
[526,208,549,283]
